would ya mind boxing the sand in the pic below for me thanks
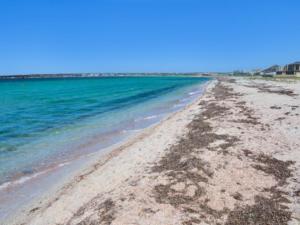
[6,77,300,225]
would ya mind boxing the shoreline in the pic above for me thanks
[3,80,215,225]
[5,77,300,225]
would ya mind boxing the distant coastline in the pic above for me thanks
[0,73,210,80]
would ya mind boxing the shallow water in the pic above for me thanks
[0,76,210,220]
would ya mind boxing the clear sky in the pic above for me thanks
[0,0,299,74]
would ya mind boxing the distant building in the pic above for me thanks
[262,65,282,76]
[277,62,300,76]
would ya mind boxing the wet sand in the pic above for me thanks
[6,77,300,225]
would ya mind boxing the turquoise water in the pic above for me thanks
[0,76,210,191]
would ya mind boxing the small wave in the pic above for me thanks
[134,114,161,122]
[144,115,160,120]
[0,161,71,191]
[121,129,143,134]
[180,90,203,103]
[0,171,48,191]
[173,103,186,108]
[188,90,202,96]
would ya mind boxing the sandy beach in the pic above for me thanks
[6,77,300,225]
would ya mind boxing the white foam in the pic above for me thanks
[144,115,159,120]
[0,161,71,191]
[188,90,202,96]
[134,114,161,122]
[122,129,143,134]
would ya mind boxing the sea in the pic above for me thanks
[0,76,211,221]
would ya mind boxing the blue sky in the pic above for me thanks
[0,0,299,74]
